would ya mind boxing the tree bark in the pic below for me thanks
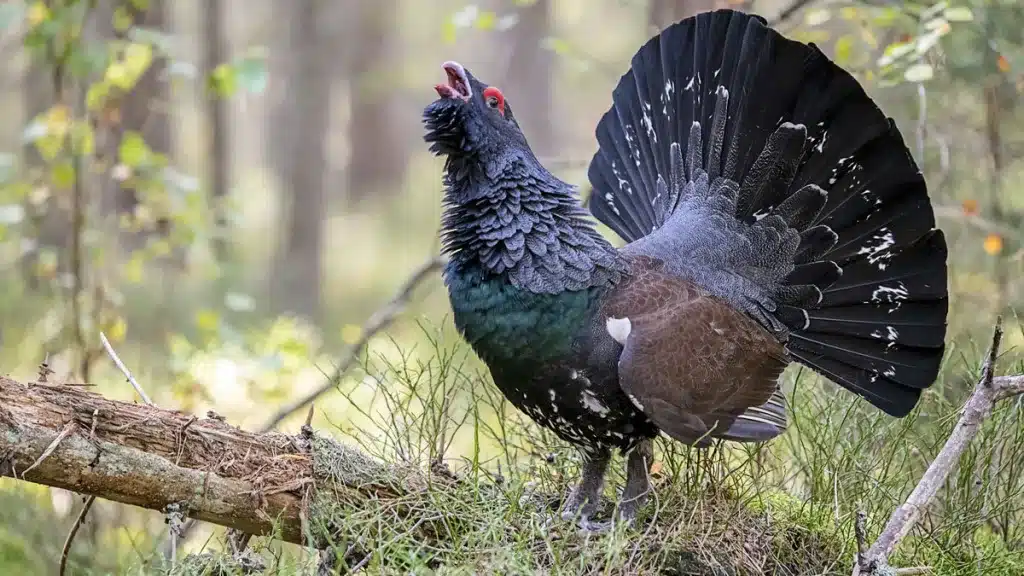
[0,375,424,546]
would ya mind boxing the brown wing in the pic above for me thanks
[603,257,790,446]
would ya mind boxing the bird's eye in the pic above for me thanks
[482,86,505,116]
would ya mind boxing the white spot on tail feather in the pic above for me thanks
[857,227,896,270]
[606,317,632,345]
[814,130,828,153]
[870,282,909,313]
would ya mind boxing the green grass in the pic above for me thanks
[57,327,1006,576]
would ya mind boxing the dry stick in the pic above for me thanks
[60,332,157,576]
[854,319,1024,575]
[171,256,443,551]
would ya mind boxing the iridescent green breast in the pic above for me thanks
[444,262,602,367]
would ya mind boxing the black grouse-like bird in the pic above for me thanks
[422,10,948,528]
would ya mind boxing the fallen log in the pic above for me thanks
[0,374,420,546]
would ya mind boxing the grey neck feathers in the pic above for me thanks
[441,151,625,294]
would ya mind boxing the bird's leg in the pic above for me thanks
[618,438,654,525]
[561,449,610,528]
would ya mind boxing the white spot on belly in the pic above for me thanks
[580,390,610,417]
[606,317,632,345]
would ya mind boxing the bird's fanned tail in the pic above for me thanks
[588,9,948,420]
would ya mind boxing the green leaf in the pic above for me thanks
[441,19,457,44]
[544,37,571,56]
[51,161,76,189]
[234,55,267,94]
[834,35,854,65]
[904,63,934,82]
[208,63,237,97]
[944,6,973,22]
[475,10,497,30]
[119,131,151,166]
[85,83,110,111]
[69,123,93,157]
[112,5,133,33]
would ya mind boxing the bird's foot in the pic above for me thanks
[558,450,611,531]
[577,517,613,534]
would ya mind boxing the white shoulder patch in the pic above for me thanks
[606,316,632,345]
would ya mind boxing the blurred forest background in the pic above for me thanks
[1,0,1023,574]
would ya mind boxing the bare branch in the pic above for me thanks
[854,319,1024,574]
[59,496,95,576]
[100,332,153,405]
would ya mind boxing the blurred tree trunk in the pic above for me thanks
[504,0,554,157]
[268,0,328,318]
[106,0,171,218]
[648,0,730,29]
[19,52,59,288]
[203,0,230,260]
[344,0,408,205]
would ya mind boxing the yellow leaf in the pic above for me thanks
[124,254,144,283]
[983,234,1003,256]
[195,309,220,332]
[86,83,110,111]
[51,161,75,189]
[113,6,133,33]
[476,11,497,30]
[123,43,154,82]
[106,62,129,87]
[26,2,49,27]
[107,317,128,343]
[997,55,1010,73]
[962,199,978,215]
[341,324,363,344]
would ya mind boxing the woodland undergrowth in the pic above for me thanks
[112,325,1024,576]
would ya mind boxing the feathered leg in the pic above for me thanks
[619,439,654,524]
[561,449,610,529]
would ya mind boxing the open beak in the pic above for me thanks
[434,61,472,101]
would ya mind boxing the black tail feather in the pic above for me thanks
[588,10,948,417]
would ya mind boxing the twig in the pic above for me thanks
[59,333,157,575]
[58,496,96,575]
[22,421,77,477]
[260,255,443,432]
[854,319,1024,574]
[100,332,153,405]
